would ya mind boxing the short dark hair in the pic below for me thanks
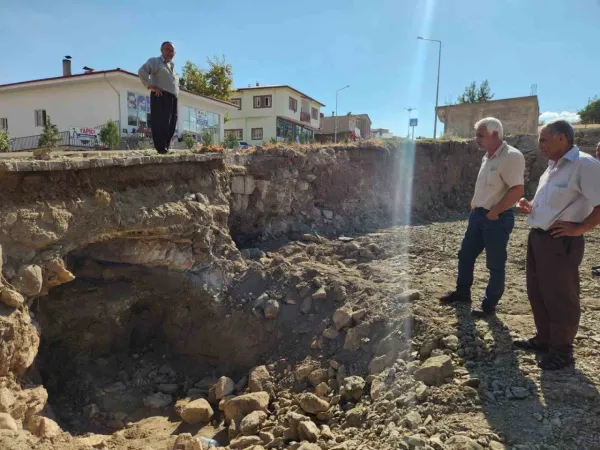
[543,119,574,147]
[161,41,174,49]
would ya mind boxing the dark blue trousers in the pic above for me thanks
[456,207,515,311]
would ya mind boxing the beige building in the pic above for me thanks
[315,113,372,143]
[225,85,325,145]
[436,95,539,138]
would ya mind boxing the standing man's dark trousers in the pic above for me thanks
[526,229,584,356]
[456,207,515,312]
[150,91,178,154]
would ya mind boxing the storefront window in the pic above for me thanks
[181,105,220,142]
[127,91,151,131]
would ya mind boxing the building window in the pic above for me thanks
[127,91,151,131]
[311,108,318,120]
[180,105,221,143]
[251,128,263,140]
[226,129,243,140]
[232,98,242,108]
[34,110,47,127]
[253,95,272,108]
[0,118,7,130]
[289,97,298,112]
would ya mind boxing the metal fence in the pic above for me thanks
[7,121,122,152]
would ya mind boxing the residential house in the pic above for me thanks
[0,58,237,150]
[314,113,372,143]
[224,84,325,145]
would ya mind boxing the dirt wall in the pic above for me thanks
[228,137,545,244]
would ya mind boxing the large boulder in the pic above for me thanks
[414,355,453,386]
[445,435,485,450]
[0,289,24,308]
[240,410,267,436]
[229,436,263,449]
[341,376,366,400]
[332,305,353,330]
[180,398,214,424]
[14,265,43,297]
[249,366,274,398]
[298,420,320,442]
[223,392,270,423]
[296,393,330,414]
[215,376,235,400]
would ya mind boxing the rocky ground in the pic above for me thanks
[2,214,599,450]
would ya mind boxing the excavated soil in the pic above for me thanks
[3,214,600,450]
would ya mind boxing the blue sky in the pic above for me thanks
[1,0,599,137]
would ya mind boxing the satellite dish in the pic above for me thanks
[83,66,94,72]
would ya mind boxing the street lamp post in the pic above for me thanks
[335,85,350,143]
[417,36,442,139]
[405,107,416,139]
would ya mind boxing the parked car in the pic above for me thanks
[239,141,249,149]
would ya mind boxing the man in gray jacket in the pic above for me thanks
[138,42,179,154]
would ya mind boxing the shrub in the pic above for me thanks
[224,132,239,149]
[0,130,9,152]
[269,137,277,144]
[201,130,214,146]
[99,120,120,149]
[38,115,61,148]
[183,134,196,150]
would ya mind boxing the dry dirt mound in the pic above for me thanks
[2,215,598,450]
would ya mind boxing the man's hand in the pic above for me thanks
[548,221,584,238]
[486,210,500,221]
[516,198,532,215]
[149,86,163,96]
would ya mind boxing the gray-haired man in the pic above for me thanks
[138,42,179,154]
[515,121,600,370]
[441,117,525,318]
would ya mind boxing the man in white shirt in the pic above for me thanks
[441,118,525,318]
[515,120,600,370]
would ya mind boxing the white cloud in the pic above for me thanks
[539,111,581,124]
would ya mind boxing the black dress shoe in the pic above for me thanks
[513,337,549,353]
[440,290,471,304]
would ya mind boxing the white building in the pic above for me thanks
[0,59,237,150]
[225,85,325,145]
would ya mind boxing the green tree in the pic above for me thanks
[179,56,234,102]
[38,115,61,148]
[224,132,239,149]
[458,80,494,103]
[578,97,600,124]
[99,120,120,149]
[476,80,494,102]
[0,130,9,152]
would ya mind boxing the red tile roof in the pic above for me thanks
[0,69,238,108]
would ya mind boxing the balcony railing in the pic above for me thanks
[300,112,311,123]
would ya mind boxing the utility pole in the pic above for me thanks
[405,107,416,138]
[418,36,442,139]
[334,85,350,143]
